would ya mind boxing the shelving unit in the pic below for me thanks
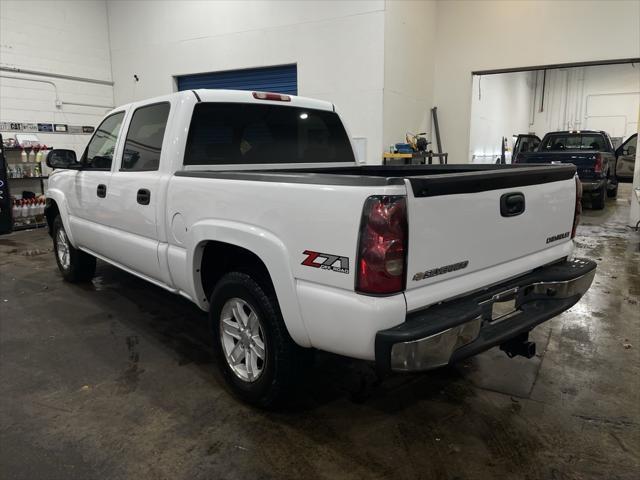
[0,133,51,234]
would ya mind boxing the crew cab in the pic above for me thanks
[514,130,618,209]
[44,90,596,407]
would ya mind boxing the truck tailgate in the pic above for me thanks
[404,166,576,305]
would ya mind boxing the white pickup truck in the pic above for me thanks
[44,90,596,407]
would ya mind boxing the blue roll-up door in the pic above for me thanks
[177,64,297,95]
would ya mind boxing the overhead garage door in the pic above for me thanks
[176,64,297,95]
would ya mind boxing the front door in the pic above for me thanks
[615,133,637,183]
[66,111,125,256]
[512,134,541,163]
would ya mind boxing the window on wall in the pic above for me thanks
[176,64,297,95]
[121,103,170,171]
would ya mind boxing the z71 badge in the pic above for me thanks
[302,250,349,274]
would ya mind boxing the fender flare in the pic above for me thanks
[187,220,311,348]
[45,188,77,246]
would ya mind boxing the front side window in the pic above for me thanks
[184,103,355,165]
[82,112,125,170]
[121,103,170,171]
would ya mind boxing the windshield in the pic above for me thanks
[184,103,355,165]
[541,134,607,151]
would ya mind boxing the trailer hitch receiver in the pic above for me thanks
[500,333,536,359]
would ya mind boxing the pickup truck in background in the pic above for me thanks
[615,133,637,183]
[44,90,596,407]
[514,130,618,209]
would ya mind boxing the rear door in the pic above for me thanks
[102,101,172,281]
[402,166,576,309]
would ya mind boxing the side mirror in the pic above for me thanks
[46,149,80,169]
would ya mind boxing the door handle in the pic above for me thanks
[500,192,525,217]
[97,184,107,198]
[137,188,151,205]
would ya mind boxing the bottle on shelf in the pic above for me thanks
[12,199,20,220]
[28,147,36,163]
[21,148,28,163]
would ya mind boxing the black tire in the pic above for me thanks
[592,184,606,210]
[209,271,307,408]
[52,216,96,282]
[607,180,618,198]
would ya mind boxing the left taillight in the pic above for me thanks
[593,153,603,174]
[571,175,582,239]
[356,196,407,295]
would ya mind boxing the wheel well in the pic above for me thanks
[44,199,59,237]
[199,241,274,302]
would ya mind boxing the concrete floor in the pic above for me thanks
[1,185,638,480]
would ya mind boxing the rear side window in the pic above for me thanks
[542,134,606,151]
[121,102,170,171]
[184,103,355,165]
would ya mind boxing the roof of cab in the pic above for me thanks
[192,89,334,111]
[106,89,335,117]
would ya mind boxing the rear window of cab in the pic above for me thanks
[541,134,608,151]
[184,102,355,165]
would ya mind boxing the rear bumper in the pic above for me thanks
[580,179,605,193]
[375,258,596,372]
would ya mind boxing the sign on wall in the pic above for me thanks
[0,121,95,134]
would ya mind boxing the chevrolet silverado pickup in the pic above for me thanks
[514,130,618,209]
[44,90,596,407]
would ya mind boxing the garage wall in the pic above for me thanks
[469,72,534,162]
[529,64,640,142]
[0,0,114,155]
[106,0,386,163]
[433,0,640,163]
[382,0,437,154]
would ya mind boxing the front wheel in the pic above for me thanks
[210,271,308,408]
[52,216,96,282]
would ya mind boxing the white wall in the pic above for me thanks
[106,0,386,163]
[382,0,437,154]
[433,0,640,163]
[530,64,640,141]
[469,71,534,162]
[0,0,114,156]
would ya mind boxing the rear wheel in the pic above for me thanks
[607,179,618,198]
[52,216,96,282]
[592,184,606,210]
[209,271,307,408]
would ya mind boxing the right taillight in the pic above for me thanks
[571,175,582,239]
[356,196,407,295]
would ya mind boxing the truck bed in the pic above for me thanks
[176,163,576,193]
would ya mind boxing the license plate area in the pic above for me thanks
[480,287,522,323]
